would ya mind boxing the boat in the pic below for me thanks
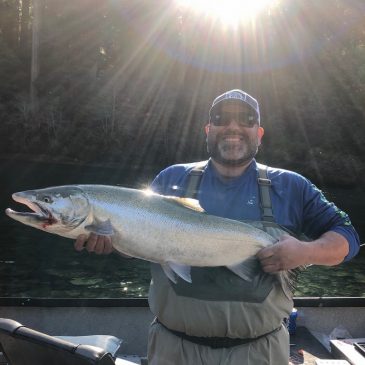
[0,296,364,364]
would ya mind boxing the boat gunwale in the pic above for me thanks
[0,297,364,307]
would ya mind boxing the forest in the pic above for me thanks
[0,0,364,187]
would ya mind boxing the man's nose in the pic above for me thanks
[225,119,241,128]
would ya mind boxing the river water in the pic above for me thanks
[0,158,364,298]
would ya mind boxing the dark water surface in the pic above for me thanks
[0,158,364,298]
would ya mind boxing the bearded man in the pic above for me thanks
[75,89,360,365]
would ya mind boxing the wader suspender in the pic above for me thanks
[186,161,275,223]
[185,160,209,200]
[256,163,275,223]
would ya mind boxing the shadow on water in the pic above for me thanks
[0,158,364,298]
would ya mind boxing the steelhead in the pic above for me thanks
[5,185,295,297]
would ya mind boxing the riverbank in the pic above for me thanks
[0,153,156,170]
[1,152,364,188]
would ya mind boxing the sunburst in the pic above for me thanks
[177,0,278,26]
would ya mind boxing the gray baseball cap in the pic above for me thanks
[209,89,260,124]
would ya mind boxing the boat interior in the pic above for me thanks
[0,297,364,365]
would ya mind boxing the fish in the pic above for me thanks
[5,184,297,297]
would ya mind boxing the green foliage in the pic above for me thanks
[0,0,364,186]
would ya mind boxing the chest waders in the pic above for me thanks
[148,161,293,353]
[165,161,280,302]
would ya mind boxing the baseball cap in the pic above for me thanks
[209,89,260,124]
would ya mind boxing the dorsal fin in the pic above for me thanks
[165,196,205,213]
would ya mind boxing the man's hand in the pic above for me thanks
[74,233,114,255]
[256,231,349,273]
[256,235,307,273]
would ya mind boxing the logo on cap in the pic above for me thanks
[210,89,260,123]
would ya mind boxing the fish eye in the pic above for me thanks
[43,196,52,203]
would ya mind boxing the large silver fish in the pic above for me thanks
[5,185,295,297]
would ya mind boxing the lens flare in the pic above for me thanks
[177,0,278,26]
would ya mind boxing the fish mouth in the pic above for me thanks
[6,193,57,226]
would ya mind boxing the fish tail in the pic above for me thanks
[278,267,304,300]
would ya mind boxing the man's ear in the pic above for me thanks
[258,127,264,145]
[205,123,210,135]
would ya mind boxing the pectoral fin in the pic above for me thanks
[85,218,114,236]
[161,262,192,283]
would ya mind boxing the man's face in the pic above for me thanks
[205,101,264,166]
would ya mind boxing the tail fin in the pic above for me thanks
[278,266,304,299]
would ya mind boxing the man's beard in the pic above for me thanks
[207,132,259,166]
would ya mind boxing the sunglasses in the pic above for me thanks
[209,111,258,128]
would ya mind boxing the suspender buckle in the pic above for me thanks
[189,170,204,176]
[262,215,275,223]
[257,177,271,186]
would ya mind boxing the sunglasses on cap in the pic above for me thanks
[209,111,259,128]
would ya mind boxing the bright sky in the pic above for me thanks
[177,0,279,27]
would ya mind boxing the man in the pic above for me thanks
[75,89,360,364]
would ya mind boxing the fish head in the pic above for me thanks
[6,186,90,234]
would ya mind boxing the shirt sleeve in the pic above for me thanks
[150,164,192,196]
[150,167,179,195]
[301,179,360,261]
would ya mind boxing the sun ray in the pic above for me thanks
[177,0,279,27]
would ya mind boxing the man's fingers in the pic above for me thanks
[74,234,88,251]
[257,246,284,273]
[94,236,113,255]
[74,234,114,255]
[260,257,284,273]
[103,236,114,254]
[93,236,104,254]
[261,263,280,273]
[256,246,274,260]
[259,255,276,270]
[85,233,98,252]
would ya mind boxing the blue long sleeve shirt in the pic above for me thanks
[151,159,360,261]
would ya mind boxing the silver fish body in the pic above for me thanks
[5,185,294,295]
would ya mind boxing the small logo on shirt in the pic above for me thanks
[246,196,256,206]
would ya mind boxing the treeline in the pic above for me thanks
[0,0,364,186]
